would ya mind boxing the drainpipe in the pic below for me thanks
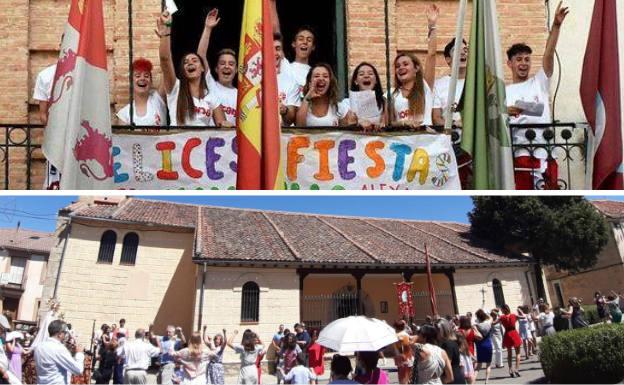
[444,270,459,315]
[197,262,207,331]
[53,218,72,299]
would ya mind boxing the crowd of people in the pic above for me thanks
[3,292,621,385]
[33,1,572,189]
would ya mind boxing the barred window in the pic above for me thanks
[97,230,116,264]
[493,279,505,307]
[241,281,260,323]
[120,232,139,265]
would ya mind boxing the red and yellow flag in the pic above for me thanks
[236,0,284,190]
[43,0,113,189]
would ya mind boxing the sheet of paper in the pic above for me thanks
[165,0,178,15]
[514,100,545,117]
[349,90,381,123]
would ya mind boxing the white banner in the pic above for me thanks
[112,130,460,190]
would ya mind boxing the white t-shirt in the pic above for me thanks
[282,59,311,92]
[167,79,221,126]
[392,81,434,126]
[283,365,317,384]
[306,102,350,127]
[506,68,552,158]
[278,70,302,108]
[116,91,167,126]
[33,64,57,101]
[433,75,465,124]
[207,73,238,125]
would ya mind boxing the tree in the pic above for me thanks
[469,197,610,272]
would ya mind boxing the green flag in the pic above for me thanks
[460,0,515,190]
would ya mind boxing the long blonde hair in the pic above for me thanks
[188,332,204,358]
[393,53,425,117]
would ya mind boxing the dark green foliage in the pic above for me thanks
[540,324,624,383]
[469,197,610,271]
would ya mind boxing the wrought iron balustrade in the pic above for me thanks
[0,123,587,190]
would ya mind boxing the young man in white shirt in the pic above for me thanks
[274,32,302,125]
[270,0,315,90]
[33,57,61,189]
[505,2,569,190]
[432,38,468,127]
[432,38,472,189]
[197,9,238,127]
[34,320,85,385]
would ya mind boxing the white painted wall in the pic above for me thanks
[17,255,46,321]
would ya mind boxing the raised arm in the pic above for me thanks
[269,0,281,36]
[197,9,220,73]
[423,4,439,89]
[157,11,176,94]
[543,1,569,77]
[227,330,239,349]
[202,326,211,347]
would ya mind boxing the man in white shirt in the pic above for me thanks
[505,2,569,190]
[118,328,161,384]
[274,32,303,125]
[270,0,315,90]
[34,319,84,385]
[433,38,468,127]
[33,61,62,189]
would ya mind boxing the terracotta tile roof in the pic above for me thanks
[0,228,55,255]
[70,198,197,229]
[592,200,624,219]
[65,199,530,267]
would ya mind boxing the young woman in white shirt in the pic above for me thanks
[157,11,226,128]
[296,63,350,128]
[390,4,439,128]
[342,62,387,132]
[116,58,167,127]
[197,9,238,126]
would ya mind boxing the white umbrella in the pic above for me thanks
[317,316,398,353]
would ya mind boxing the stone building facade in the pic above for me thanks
[42,196,541,362]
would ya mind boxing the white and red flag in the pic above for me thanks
[43,0,113,190]
[581,0,622,190]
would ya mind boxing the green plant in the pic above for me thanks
[540,324,624,384]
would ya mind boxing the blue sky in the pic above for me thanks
[1,195,622,233]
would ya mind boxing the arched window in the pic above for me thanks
[493,279,505,307]
[241,281,260,323]
[120,232,139,265]
[97,230,116,264]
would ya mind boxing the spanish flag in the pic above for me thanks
[236,0,284,190]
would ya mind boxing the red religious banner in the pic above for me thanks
[395,282,415,317]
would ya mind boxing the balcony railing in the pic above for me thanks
[0,271,24,286]
[0,123,587,190]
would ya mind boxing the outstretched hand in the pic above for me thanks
[156,11,172,37]
[205,8,221,30]
[553,1,569,27]
[426,4,440,28]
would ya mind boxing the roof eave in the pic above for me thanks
[191,257,534,270]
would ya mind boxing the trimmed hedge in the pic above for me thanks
[540,324,624,384]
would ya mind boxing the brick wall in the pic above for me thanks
[0,0,548,189]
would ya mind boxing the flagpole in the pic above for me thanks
[384,0,394,126]
[424,243,438,317]
[444,0,467,133]
[128,0,135,127]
